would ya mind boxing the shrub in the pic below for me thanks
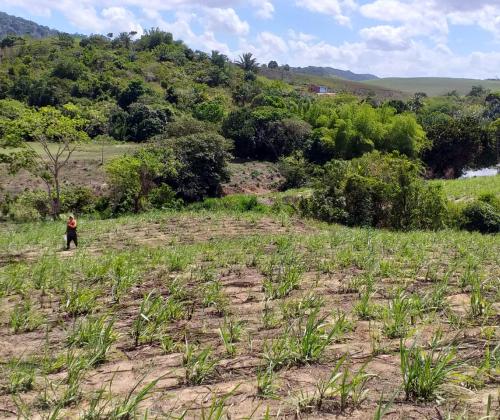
[303,152,449,230]
[193,99,226,123]
[222,106,304,160]
[191,194,266,213]
[156,132,231,202]
[106,148,175,214]
[52,59,86,81]
[7,190,51,221]
[278,152,315,190]
[148,184,183,210]
[125,103,170,142]
[60,186,97,215]
[461,200,500,233]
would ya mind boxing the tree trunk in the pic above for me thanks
[53,171,61,220]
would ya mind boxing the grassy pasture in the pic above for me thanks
[362,77,500,96]
[0,205,499,418]
[432,175,500,202]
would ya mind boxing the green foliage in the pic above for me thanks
[303,101,427,162]
[106,148,174,213]
[222,106,310,160]
[422,115,491,178]
[400,339,458,401]
[117,80,146,108]
[304,152,449,230]
[193,98,227,123]
[52,58,86,81]
[159,132,231,201]
[461,199,500,234]
[191,194,266,213]
[183,343,217,385]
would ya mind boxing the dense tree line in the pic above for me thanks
[0,31,498,232]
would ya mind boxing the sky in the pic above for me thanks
[2,0,500,79]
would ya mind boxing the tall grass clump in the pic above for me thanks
[400,339,459,401]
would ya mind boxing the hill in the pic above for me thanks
[260,67,404,100]
[0,11,59,39]
[363,77,500,96]
[290,65,378,81]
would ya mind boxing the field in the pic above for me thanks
[362,77,500,96]
[259,68,406,100]
[0,202,499,418]
[432,175,500,203]
[0,143,282,196]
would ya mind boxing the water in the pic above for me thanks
[461,166,499,178]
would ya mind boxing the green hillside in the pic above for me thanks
[260,67,405,99]
[363,77,500,96]
[0,11,59,39]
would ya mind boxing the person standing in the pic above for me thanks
[66,215,78,250]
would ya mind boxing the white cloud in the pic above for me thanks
[3,0,500,78]
[202,7,249,35]
[361,0,500,39]
[360,25,410,51]
[295,0,357,25]
[288,29,317,42]
[101,7,144,35]
[250,0,274,19]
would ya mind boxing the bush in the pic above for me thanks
[278,152,315,190]
[125,103,170,142]
[303,152,449,230]
[60,186,97,215]
[52,59,86,81]
[222,106,303,160]
[106,149,171,214]
[191,194,266,213]
[6,190,51,221]
[157,132,231,202]
[148,184,183,210]
[193,100,226,123]
[461,201,500,233]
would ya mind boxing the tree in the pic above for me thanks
[468,85,487,97]
[211,50,228,68]
[0,106,89,218]
[155,133,231,201]
[236,52,259,73]
[106,149,173,213]
[118,80,146,108]
[268,60,278,69]
[137,28,173,51]
[423,115,485,178]
[407,92,427,113]
[125,103,169,142]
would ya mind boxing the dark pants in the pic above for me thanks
[67,232,77,249]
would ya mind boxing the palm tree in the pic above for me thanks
[236,52,259,73]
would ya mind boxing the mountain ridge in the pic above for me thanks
[0,11,59,39]
[290,66,379,82]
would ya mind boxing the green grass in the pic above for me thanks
[260,68,405,99]
[432,175,500,202]
[0,141,138,161]
[363,77,500,96]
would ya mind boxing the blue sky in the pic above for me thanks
[2,0,500,78]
